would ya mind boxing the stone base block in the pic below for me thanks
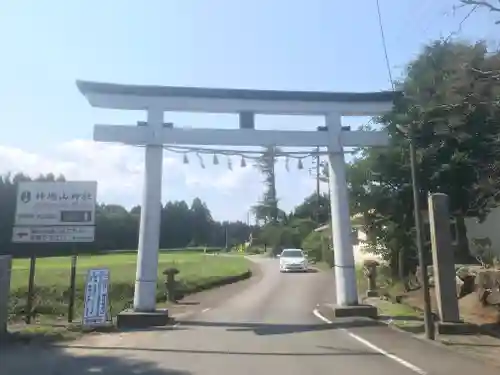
[366,290,379,297]
[436,321,478,335]
[117,309,170,329]
[331,304,378,319]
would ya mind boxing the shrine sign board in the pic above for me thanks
[12,181,97,243]
[12,226,95,243]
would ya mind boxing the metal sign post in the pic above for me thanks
[25,255,36,324]
[67,252,78,323]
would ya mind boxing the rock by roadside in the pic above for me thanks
[414,264,500,314]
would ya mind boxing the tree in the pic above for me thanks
[302,230,334,265]
[189,198,214,246]
[350,40,500,274]
[391,41,500,221]
[161,200,193,248]
[252,146,279,224]
[293,193,330,224]
[255,222,302,255]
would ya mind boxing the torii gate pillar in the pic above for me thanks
[77,80,398,320]
[326,114,358,306]
[134,108,164,311]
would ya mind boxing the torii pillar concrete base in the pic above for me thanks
[328,304,379,319]
[117,308,171,329]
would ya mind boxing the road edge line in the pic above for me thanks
[313,308,332,324]
[312,308,427,375]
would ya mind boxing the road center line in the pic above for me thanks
[312,308,427,375]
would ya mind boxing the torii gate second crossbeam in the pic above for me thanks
[77,80,399,320]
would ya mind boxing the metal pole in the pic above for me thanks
[316,146,321,223]
[408,123,435,340]
[270,148,277,224]
[26,255,36,324]
[68,253,78,323]
[224,225,228,250]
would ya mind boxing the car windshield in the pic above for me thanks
[281,250,303,258]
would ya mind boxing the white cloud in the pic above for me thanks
[184,163,256,192]
[0,140,320,220]
[0,140,254,211]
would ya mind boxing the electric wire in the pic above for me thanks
[375,0,394,90]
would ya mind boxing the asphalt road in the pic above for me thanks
[3,256,500,375]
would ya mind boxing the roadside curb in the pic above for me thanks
[365,294,500,339]
[376,316,500,369]
[361,297,500,369]
[359,296,450,346]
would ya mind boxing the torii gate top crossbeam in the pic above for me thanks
[77,80,401,116]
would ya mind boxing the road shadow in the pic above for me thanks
[174,301,200,306]
[0,345,192,375]
[443,342,500,348]
[55,344,382,357]
[174,318,381,335]
[280,269,318,274]
[118,326,190,333]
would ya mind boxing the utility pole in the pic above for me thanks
[316,146,321,223]
[397,122,435,340]
[224,224,228,250]
[270,147,278,224]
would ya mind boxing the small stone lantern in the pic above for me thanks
[363,259,380,297]
[163,267,180,303]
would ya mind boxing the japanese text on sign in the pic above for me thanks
[82,268,110,327]
[33,191,93,202]
[14,181,97,226]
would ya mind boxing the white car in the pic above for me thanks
[279,248,308,272]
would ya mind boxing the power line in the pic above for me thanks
[445,4,479,42]
[375,0,394,90]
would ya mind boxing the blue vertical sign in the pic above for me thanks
[82,268,110,326]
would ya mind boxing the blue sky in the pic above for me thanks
[0,1,497,222]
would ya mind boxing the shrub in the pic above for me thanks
[302,231,323,262]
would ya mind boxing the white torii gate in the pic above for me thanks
[77,80,397,313]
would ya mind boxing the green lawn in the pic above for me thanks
[9,252,250,322]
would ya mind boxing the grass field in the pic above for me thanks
[9,252,250,322]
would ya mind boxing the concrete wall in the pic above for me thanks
[315,224,384,265]
[314,222,384,265]
[464,208,500,257]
